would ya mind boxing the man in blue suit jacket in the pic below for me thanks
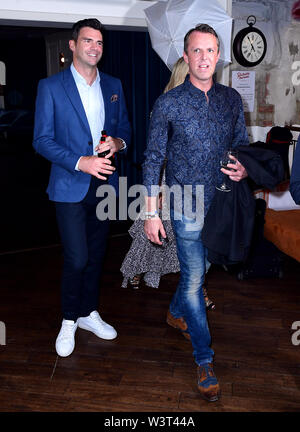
[33,18,131,357]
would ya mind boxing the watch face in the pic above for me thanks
[241,31,266,63]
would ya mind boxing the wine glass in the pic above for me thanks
[216,149,238,192]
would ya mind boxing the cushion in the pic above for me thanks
[268,190,300,211]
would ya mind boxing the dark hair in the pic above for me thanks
[184,23,220,54]
[71,18,104,42]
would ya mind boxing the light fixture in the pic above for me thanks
[59,52,65,68]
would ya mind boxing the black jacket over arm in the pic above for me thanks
[201,145,284,266]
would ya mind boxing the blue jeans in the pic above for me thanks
[170,209,214,366]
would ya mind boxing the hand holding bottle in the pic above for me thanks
[95,130,123,164]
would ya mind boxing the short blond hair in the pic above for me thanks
[164,57,189,93]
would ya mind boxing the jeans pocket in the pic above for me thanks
[171,210,203,239]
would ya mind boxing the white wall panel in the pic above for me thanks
[0,0,231,29]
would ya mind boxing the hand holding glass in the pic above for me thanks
[216,149,238,192]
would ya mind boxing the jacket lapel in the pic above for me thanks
[61,68,91,137]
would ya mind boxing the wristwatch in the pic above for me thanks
[145,210,159,219]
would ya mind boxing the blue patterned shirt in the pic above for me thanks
[142,76,249,215]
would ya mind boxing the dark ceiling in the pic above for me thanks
[0,24,69,40]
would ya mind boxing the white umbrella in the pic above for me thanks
[144,0,233,71]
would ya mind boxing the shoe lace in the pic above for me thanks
[60,321,76,338]
[91,312,105,325]
[198,364,217,386]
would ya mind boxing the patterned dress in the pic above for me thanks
[120,173,180,288]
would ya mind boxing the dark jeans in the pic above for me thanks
[55,177,110,321]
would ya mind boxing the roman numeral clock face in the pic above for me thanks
[242,31,265,63]
[233,24,267,67]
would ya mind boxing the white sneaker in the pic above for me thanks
[77,311,117,340]
[55,319,77,357]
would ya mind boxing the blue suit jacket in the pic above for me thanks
[33,67,131,202]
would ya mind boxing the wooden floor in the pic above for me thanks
[1,228,300,414]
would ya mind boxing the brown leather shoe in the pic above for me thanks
[197,363,220,402]
[166,309,190,340]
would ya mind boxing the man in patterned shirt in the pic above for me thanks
[143,24,248,402]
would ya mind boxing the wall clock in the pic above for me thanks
[233,15,267,67]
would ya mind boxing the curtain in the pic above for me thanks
[100,29,171,188]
